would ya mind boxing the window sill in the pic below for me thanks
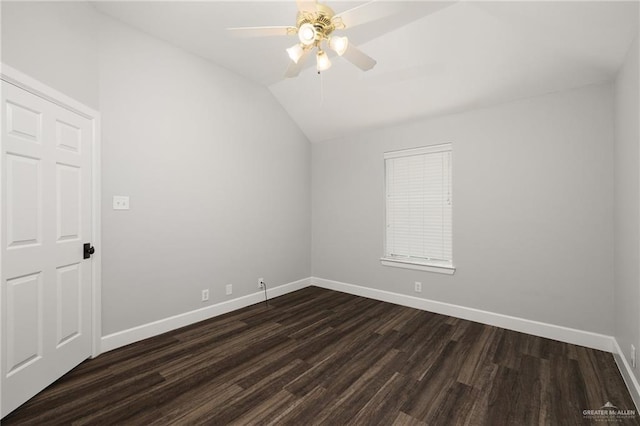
[380,258,456,275]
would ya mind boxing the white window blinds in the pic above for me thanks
[384,144,452,266]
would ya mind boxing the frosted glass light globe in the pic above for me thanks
[316,50,331,71]
[329,36,349,56]
[298,23,316,46]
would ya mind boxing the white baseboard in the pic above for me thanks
[612,338,640,411]
[310,277,614,353]
[102,275,614,355]
[100,277,311,353]
[100,275,637,410]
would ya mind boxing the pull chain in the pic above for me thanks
[318,70,324,105]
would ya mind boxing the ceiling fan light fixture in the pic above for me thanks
[298,23,317,46]
[329,36,349,56]
[286,44,305,63]
[316,50,331,71]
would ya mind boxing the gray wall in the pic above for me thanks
[614,35,639,380]
[98,18,311,335]
[312,83,615,335]
[1,2,100,109]
[0,1,630,341]
[1,2,311,336]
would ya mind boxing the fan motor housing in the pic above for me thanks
[296,3,336,41]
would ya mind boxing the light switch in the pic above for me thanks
[113,196,130,210]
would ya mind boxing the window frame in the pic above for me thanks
[380,143,455,275]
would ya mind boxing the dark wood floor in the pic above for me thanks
[3,287,638,425]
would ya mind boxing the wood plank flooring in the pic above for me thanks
[3,287,638,425]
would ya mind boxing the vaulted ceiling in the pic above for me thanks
[94,1,639,142]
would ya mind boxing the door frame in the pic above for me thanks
[0,63,102,415]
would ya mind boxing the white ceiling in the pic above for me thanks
[93,1,639,142]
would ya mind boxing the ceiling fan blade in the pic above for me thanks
[284,49,312,78]
[332,1,405,29]
[296,0,317,13]
[342,44,376,71]
[227,26,296,38]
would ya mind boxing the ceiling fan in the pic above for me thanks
[229,0,404,78]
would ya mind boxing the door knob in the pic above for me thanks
[83,243,95,259]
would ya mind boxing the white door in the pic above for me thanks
[1,80,93,417]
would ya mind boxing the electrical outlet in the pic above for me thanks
[631,345,636,368]
[258,277,265,289]
[226,284,232,295]
[414,282,422,293]
[113,196,130,210]
[201,289,209,302]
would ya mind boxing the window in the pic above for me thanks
[381,144,454,274]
